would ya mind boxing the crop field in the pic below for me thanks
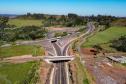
[8,19,42,27]
[0,45,45,58]
[82,26,126,48]
[0,61,35,84]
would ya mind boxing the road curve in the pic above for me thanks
[51,22,95,84]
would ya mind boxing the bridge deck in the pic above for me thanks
[43,56,74,63]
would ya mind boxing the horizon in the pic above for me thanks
[0,0,126,17]
[0,13,125,17]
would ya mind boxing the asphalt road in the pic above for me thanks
[51,22,95,84]
[52,43,67,84]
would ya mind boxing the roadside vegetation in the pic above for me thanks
[0,61,39,84]
[113,62,126,68]
[0,26,47,43]
[111,36,126,52]
[122,63,126,66]
[21,61,40,84]
[0,45,45,58]
[54,32,68,37]
[69,56,94,84]
[77,27,87,32]
[81,26,126,52]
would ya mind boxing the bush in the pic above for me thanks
[0,26,48,42]
[21,61,40,84]
[110,36,126,52]
[55,32,67,37]
[16,26,47,40]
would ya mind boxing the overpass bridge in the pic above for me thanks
[43,56,74,63]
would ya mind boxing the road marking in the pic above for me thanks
[65,62,70,84]
[60,63,62,84]
[50,67,55,84]
[49,22,95,84]
[52,43,57,56]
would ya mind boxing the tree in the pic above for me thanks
[111,36,126,52]
[68,13,78,19]
[16,26,47,40]
[0,26,48,42]
[93,45,102,53]
[0,16,9,30]
[0,16,9,40]
[27,12,31,16]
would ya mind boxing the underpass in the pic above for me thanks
[52,42,68,84]
[44,22,95,84]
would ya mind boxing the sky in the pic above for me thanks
[0,0,126,16]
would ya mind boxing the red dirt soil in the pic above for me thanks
[81,48,126,84]
[81,48,97,55]
[39,62,51,84]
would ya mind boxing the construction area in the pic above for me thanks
[81,48,126,84]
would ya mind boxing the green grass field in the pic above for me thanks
[0,45,45,58]
[82,26,126,48]
[8,19,42,27]
[0,61,35,84]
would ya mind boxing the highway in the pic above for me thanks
[50,22,95,84]
[52,42,67,84]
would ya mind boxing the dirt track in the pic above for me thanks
[1,55,42,63]
[81,48,126,84]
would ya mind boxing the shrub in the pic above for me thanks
[0,26,48,42]
[110,36,126,52]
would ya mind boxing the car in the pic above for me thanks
[56,36,61,39]
[51,39,57,43]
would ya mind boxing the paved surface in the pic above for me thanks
[57,33,77,48]
[51,23,94,84]
[52,42,67,84]
[0,23,95,84]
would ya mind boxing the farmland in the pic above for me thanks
[82,26,126,49]
[0,45,45,58]
[8,19,42,27]
[0,61,36,84]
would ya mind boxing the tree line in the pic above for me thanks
[16,13,118,27]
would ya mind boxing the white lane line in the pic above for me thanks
[60,63,62,84]
[50,67,55,84]
[49,42,58,84]
[52,44,57,56]
[65,62,70,84]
